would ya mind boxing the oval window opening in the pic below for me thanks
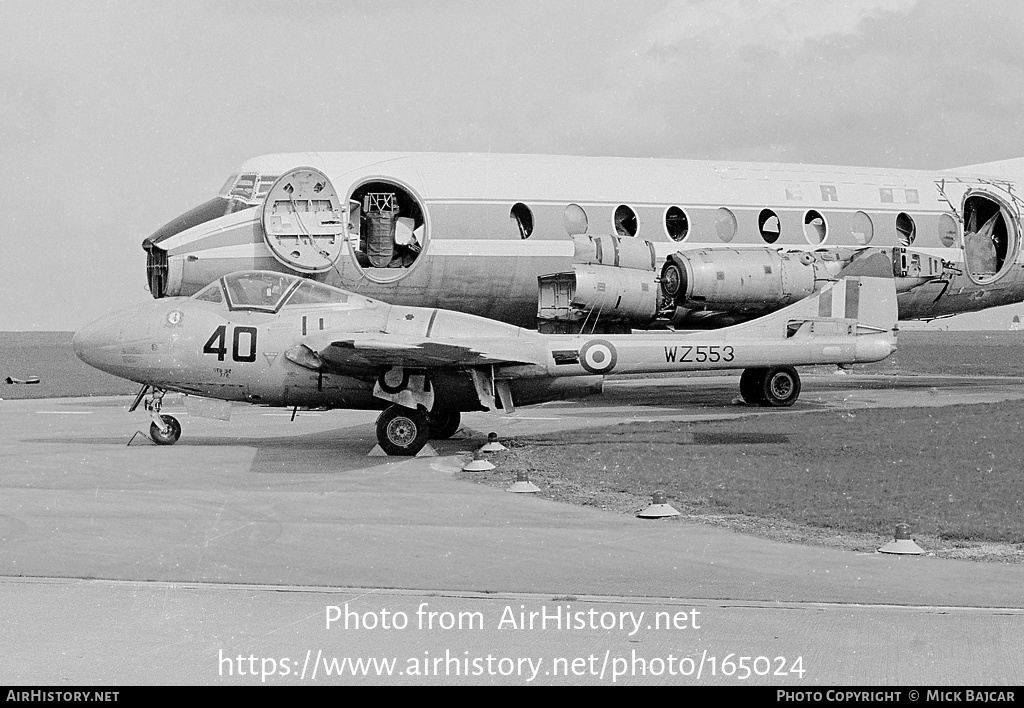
[852,211,874,245]
[715,208,737,242]
[938,213,958,248]
[564,203,589,235]
[665,206,689,242]
[758,208,781,244]
[896,212,916,246]
[963,193,1019,283]
[510,202,534,239]
[614,204,638,237]
[804,210,827,244]
[349,180,426,277]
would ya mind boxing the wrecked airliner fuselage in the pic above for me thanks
[141,153,1024,332]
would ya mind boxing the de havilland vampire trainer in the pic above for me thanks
[74,270,897,456]
[141,153,1024,333]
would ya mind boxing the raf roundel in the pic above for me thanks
[579,339,618,375]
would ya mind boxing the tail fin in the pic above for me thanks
[724,275,897,339]
[718,275,897,364]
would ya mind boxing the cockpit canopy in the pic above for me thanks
[193,271,353,313]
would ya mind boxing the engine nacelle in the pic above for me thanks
[536,234,660,333]
[661,248,821,315]
[573,264,659,319]
[537,264,659,330]
[570,233,658,271]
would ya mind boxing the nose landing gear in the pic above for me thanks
[150,414,182,445]
[132,386,182,445]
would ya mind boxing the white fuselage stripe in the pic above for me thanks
[176,238,967,264]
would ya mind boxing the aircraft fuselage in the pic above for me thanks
[142,153,1024,328]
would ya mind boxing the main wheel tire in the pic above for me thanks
[428,410,461,439]
[759,366,801,407]
[150,415,181,445]
[376,406,430,456]
[739,368,766,404]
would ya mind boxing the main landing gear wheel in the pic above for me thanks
[376,405,430,456]
[739,366,801,407]
[759,365,801,407]
[428,410,461,440]
[150,415,182,445]
[739,368,767,405]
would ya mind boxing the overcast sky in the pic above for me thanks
[3,0,1024,330]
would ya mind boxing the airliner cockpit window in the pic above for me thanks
[349,181,425,271]
[223,272,297,312]
[221,173,282,204]
[286,279,349,306]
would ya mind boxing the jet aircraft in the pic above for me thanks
[74,270,897,455]
[141,153,1024,333]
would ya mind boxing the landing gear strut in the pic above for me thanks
[141,388,182,445]
[739,366,801,407]
[376,405,430,456]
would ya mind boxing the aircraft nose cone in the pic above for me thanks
[73,312,127,374]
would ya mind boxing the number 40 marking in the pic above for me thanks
[203,325,257,363]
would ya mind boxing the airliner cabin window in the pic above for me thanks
[665,207,689,242]
[715,208,737,242]
[510,203,534,239]
[938,214,958,248]
[804,210,827,244]
[614,205,638,237]
[758,209,781,244]
[896,212,916,246]
[564,204,589,236]
[852,211,874,245]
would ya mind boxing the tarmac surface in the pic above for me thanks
[2,373,1024,685]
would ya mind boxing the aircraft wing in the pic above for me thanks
[290,333,546,374]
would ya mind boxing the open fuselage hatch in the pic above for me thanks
[348,180,426,275]
[963,193,1019,284]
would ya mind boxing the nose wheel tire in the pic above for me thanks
[150,415,182,445]
[376,405,430,456]
[759,365,800,407]
[428,410,461,439]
